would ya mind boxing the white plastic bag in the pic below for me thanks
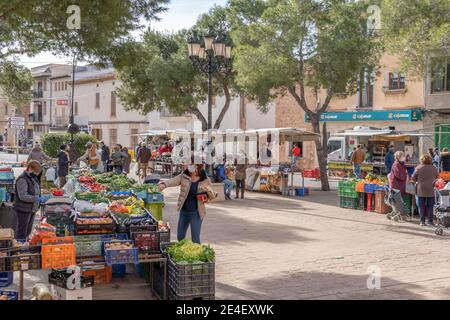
[74,200,94,213]
[46,167,56,182]
[64,179,75,195]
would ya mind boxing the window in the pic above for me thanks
[65,82,68,91]
[432,58,450,93]
[92,128,102,140]
[43,101,47,115]
[95,93,100,109]
[130,129,139,147]
[110,91,116,116]
[388,72,406,90]
[109,128,117,146]
[54,82,57,91]
[43,80,47,92]
[75,102,78,116]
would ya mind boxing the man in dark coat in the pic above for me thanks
[57,145,70,187]
[99,141,110,173]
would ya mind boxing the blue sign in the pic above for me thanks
[305,109,422,122]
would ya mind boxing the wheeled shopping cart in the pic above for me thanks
[434,189,450,236]
[385,188,410,222]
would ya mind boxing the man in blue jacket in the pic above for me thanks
[215,161,234,200]
[384,145,395,174]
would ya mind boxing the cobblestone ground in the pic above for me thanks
[161,187,450,300]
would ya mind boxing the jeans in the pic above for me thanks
[353,164,362,178]
[223,179,234,196]
[177,209,202,244]
[114,165,123,174]
[235,179,245,198]
[15,210,36,240]
[417,196,435,223]
[102,161,108,173]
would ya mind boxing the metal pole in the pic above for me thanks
[70,54,76,143]
[207,53,213,175]
[15,128,19,163]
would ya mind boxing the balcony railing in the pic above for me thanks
[29,113,43,122]
[32,89,43,99]
[51,116,69,127]
[159,107,191,118]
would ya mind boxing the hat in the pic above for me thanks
[85,141,93,148]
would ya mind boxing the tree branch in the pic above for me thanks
[318,88,333,114]
[288,85,312,116]
[188,106,208,131]
[213,83,231,129]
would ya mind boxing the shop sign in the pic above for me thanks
[56,99,68,106]
[328,161,373,171]
[305,109,422,122]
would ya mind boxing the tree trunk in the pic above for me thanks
[311,116,330,191]
[213,83,231,130]
[189,106,208,131]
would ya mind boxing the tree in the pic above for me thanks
[116,5,237,131]
[0,61,32,110]
[231,0,382,191]
[381,0,450,77]
[40,132,97,158]
[0,1,169,62]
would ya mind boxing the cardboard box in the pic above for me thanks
[50,284,92,300]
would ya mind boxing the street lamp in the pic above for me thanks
[67,53,80,161]
[187,33,232,173]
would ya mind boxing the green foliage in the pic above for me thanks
[0,61,32,108]
[381,0,450,77]
[40,132,97,157]
[166,239,215,263]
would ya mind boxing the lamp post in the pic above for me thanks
[187,33,232,173]
[67,53,80,162]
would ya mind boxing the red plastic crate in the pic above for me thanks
[365,193,374,212]
[82,265,112,285]
[41,237,76,269]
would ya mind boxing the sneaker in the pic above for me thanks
[420,222,425,226]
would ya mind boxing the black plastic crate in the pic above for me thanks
[167,257,215,296]
[48,268,94,289]
[168,288,214,301]
[339,196,359,209]
[151,261,167,300]
[0,246,41,272]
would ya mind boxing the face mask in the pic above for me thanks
[400,157,406,162]
[187,165,195,173]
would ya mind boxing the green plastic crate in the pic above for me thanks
[338,181,358,198]
[339,196,359,209]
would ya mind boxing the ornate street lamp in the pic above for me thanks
[187,33,232,172]
[68,53,80,161]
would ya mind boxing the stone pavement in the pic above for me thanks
[161,186,450,300]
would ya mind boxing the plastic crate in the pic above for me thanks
[295,188,309,196]
[364,183,376,194]
[1,246,41,272]
[0,272,13,288]
[132,231,160,254]
[81,265,112,285]
[151,261,167,300]
[168,288,215,301]
[75,240,103,257]
[145,202,164,221]
[0,239,12,250]
[135,191,147,200]
[365,193,375,212]
[0,188,7,202]
[0,290,18,300]
[146,193,164,203]
[338,181,358,198]
[41,237,76,269]
[167,257,215,296]
[358,193,366,210]
[104,240,138,265]
[112,264,126,278]
[375,190,391,214]
[0,171,14,180]
[48,269,94,289]
[339,196,359,209]
[356,182,365,193]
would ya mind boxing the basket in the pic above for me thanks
[48,269,94,289]
[104,240,138,265]
[0,290,18,300]
[339,196,359,209]
[338,181,358,198]
[0,272,13,288]
[81,265,112,285]
[167,257,215,296]
[145,202,164,221]
[41,237,76,269]
[146,193,164,203]
[355,182,365,193]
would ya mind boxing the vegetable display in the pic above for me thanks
[166,239,215,264]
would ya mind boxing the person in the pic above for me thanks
[235,159,247,199]
[351,145,366,179]
[440,148,450,172]
[158,142,172,174]
[433,147,440,168]
[13,160,43,240]
[135,142,142,161]
[110,145,124,174]
[215,160,234,200]
[411,154,439,226]
[136,143,152,179]
[27,144,52,164]
[365,147,373,162]
[157,164,215,244]
[384,146,395,174]
[78,141,99,170]
[348,147,356,161]
[122,147,131,175]
[56,145,69,188]
[99,141,110,173]
[388,151,408,195]
[292,143,301,163]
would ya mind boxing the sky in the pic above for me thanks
[18,0,228,69]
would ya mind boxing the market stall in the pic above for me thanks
[328,128,426,178]
[0,168,216,301]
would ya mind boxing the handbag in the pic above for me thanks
[405,181,417,195]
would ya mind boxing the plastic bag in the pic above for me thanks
[74,200,94,213]
[64,179,75,195]
[93,202,108,214]
[46,167,56,182]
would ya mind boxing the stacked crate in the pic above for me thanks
[338,181,359,209]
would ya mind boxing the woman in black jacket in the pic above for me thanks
[57,145,70,187]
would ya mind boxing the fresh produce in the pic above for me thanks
[104,241,133,250]
[106,176,136,192]
[76,217,113,225]
[51,189,64,196]
[166,239,215,263]
[158,221,170,232]
[86,183,107,193]
[78,176,95,184]
[110,203,130,214]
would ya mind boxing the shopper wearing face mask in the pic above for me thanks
[157,163,217,244]
[388,151,408,195]
[13,160,45,240]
